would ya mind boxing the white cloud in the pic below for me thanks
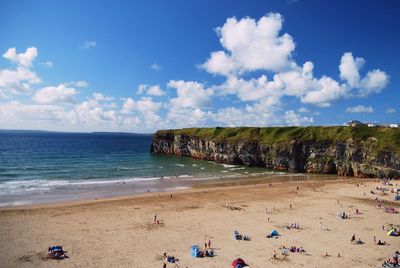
[339,52,365,87]
[168,80,213,108]
[339,52,389,95]
[74,80,89,88]
[137,84,165,96]
[33,84,77,104]
[3,47,38,67]
[300,76,347,107]
[39,61,54,68]
[284,110,314,126]
[122,97,161,114]
[150,63,162,71]
[298,107,309,113]
[202,12,296,75]
[0,47,41,98]
[385,108,396,114]
[358,69,389,96]
[345,105,374,113]
[92,92,114,101]
[81,41,96,49]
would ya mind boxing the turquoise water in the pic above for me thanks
[0,130,271,199]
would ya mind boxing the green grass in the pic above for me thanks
[155,126,400,153]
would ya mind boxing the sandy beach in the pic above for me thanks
[0,177,399,268]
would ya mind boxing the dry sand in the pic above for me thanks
[0,177,399,268]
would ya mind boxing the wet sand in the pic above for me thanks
[0,177,399,267]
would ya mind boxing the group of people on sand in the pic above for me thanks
[382,251,400,267]
[350,234,364,245]
[282,223,300,230]
[280,245,306,256]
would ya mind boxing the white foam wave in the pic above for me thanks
[221,164,237,168]
[230,167,246,171]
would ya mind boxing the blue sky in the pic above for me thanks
[0,0,399,132]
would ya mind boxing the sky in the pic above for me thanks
[0,0,399,132]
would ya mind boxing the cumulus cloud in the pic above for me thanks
[339,52,389,95]
[150,63,162,71]
[137,84,165,96]
[122,97,161,114]
[385,108,396,114]
[0,47,41,98]
[3,47,38,67]
[33,84,77,104]
[0,12,391,132]
[202,13,296,75]
[284,110,314,126]
[168,80,213,108]
[345,105,374,113]
[201,14,389,109]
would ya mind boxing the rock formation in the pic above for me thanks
[151,127,400,178]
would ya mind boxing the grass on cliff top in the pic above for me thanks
[156,126,400,153]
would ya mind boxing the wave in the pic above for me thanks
[0,176,166,196]
[221,164,237,168]
[230,167,246,171]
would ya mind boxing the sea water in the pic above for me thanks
[0,130,276,206]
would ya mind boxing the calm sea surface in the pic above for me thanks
[0,130,273,204]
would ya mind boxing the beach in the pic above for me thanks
[0,177,399,268]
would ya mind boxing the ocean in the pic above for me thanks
[0,130,275,206]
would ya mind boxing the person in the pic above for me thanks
[204,242,207,249]
[154,214,157,224]
[351,234,356,243]
[208,240,211,249]
[163,263,167,268]
[374,236,376,245]
[320,221,323,229]
[377,240,386,245]
[289,204,292,209]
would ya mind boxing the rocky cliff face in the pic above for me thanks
[151,131,400,178]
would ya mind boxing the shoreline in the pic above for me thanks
[0,173,347,210]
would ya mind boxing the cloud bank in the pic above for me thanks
[0,13,390,132]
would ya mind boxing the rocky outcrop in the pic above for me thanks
[151,128,400,178]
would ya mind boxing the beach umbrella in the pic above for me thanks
[231,258,248,267]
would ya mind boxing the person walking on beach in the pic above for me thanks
[320,221,323,229]
[154,214,157,224]
[374,236,376,245]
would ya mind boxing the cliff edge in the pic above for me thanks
[151,126,400,178]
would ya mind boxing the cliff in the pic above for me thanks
[151,126,400,178]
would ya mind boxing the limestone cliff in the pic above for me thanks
[151,126,400,178]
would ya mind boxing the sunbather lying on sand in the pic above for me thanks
[163,252,179,263]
